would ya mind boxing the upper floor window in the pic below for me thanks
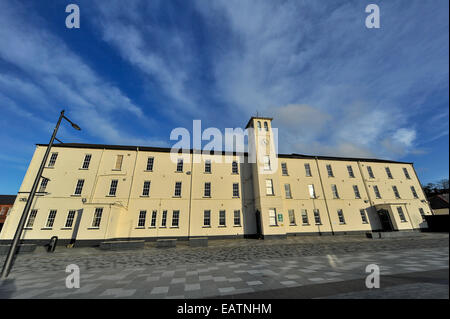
[281,163,288,175]
[232,183,240,198]
[385,167,393,179]
[48,153,58,167]
[109,179,118,196]
[304,163,312,177]
[263,156,271,171]
[411,186,419,198]
[74,179,84,196]
[264,122,268,131]
[347,165,355,178]
[176,158,183,172]
[142,181,151,196]
[46,210,57,228]
[367,166,375,178]
[174,182,182,197]
[397,207,407,222]
[232,161,239,174]
[92,208,103,228]
[331,184,339,199]
[114,155,123,170]
[392,186,401,199]
[308,184,316,199]
[353,185,361,199]
[38,178,49,193]
[146,157,154,171]
[326,164,334,177]
[373,185,381,199]
[403,167,411,179]
[204,182,211,197]
[204,160,211,173]
[284,184,292,199]
[266,179,274,195]
[337,209,345,224]
[82,154,92,169]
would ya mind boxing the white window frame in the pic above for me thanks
[266,179,274,196]
[109,179,118,196]
[65,210,76,228]
[46,210,57,228]
[268,208,277,226]
[74,179,84,196]
[82,154,92,169]
[138,210,146,228]
[174,182,182,197]
[146,157,154,171]
[142,181,151,196]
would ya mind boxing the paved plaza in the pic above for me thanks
[0,233,448,299]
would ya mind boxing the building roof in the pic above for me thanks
[36,143,413,165]
[428,193,449,210]
[0,195,16,205]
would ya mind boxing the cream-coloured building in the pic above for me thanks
[0,117,433,246]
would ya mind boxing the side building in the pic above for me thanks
[0,117,432,246]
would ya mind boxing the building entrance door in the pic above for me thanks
[377,209,394,231]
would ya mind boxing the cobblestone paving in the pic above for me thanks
[0,233,448,299]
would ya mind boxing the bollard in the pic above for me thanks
[47,236,58,253]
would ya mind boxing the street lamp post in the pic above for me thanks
[0,110,80,279]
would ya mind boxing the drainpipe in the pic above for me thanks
[187,150,195,239]
[314,157,334,235]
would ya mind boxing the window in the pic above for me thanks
[48,153,58,167]
[313,209,322,225]
[142,181,151,196]
[411,186,418,198]
[204,160,211,173]
[288,209,296,225]
[263,156,271,171]
[347,165,355,178]
[281,163,288,175]
[234,210,241,226]
[146,157,154,171]
[385,167,393,179]
[392,186,401,199]
[138,210,146,228]
[353,185,361,199]
[204,182,211,197]
[172,210,180,227]
[203,210,211,227]
[174,182,182,197]
[419,208,426,221]
[219,210,226,226]
[26,209,38,228]
[373,185,381,199]
[331,184,339,199]
[82,154,92,169]
[257,121,261,130]
[397,207,407,222]
[403,167,411,179]
[151,210,157,227]
[266,179,274,195]
[367,166,375,178]
[308,184,316,199]
[305,163,312,177]
[114,155,123,170]
[284,184,292,199]
[232,161,239,174]
[301,209,309,225]
[360,209,368,224]
[46,210,57,228]
[264,122,268,131]
[109,179,118,196]
[74,179,84,195]
[337,209,345,224]
[268,208,277,226]
[326,164,334,177]
[232,183,240,198]
[161,210,168,227]
[176,158,183,172]
[39,178,49,193]
[65,210,76,228]
[92,208,103,227]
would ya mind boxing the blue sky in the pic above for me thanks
[0,0,448,194]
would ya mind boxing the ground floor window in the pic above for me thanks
[65,210,76,228]
[151,210,157,227]
[46,210,57,228]
[161,210,167,227]
[26,209,38,228]
[419,208,426,221]
[172,210,180,227]
[269,208,277,226]
[301,209,309,225]
[234,210,241,226]
[92,208,103,228]
[337,209,345,224]
[204,210,211,226]
[288,209,296,225]
[313,209,321,225]
[138,210,146,227]
[219,210,226,226]
[397,207,407,222]
[360,209,368,224]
